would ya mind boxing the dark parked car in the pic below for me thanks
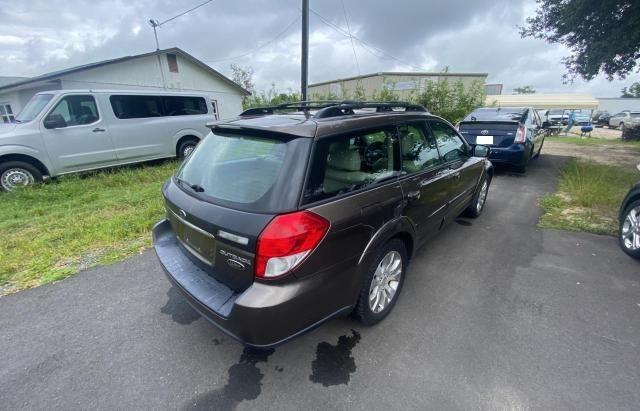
[458,107,546,172]
[619,181,640,259]
[152,101,493,347]
[592,110,611,128]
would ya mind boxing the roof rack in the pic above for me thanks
[239,100,428,118]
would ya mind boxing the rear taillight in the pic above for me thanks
[255,211,329,278]
[514,125,526,143]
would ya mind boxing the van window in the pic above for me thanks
[15,94,54,123]
[110,95,163,119]
[45,95,99,127]
[164,96,207,116]
[303,128,397,204]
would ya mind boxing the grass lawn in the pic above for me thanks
[0,160,178,294]
[539,158,640,235]
[546,135,640,150]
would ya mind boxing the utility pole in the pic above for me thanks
[301,0,309,101]
[149,19,160,50]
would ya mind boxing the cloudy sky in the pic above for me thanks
[1,0,638,97]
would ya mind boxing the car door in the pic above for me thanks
[397,121,450,241]
[610,112,622,127]
[40,93,118,173]
[107,94,170,161]
[428,119,484,221]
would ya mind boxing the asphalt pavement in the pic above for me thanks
[1,154,639,410]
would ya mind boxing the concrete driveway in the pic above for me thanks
[1,154,638,410]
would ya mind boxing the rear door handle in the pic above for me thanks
[407,190,421,200]
[450,172,461,180]
[92,127,106,132]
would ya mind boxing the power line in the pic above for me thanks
[202,16,301,63]
[309,7,427,71]
[340,0,360,75]
[158,0,216,26]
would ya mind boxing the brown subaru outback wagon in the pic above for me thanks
[153,101,493,348]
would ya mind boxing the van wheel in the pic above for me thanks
[177,139,198,159]
[464,176,490,218]
[0,161,42,192]
[353,239,407,325]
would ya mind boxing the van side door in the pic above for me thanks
[40,93,118,173]
[397,121,449,241]
[107,94,169,161]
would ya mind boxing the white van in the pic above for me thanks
[0,90,216,191]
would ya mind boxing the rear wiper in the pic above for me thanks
[175,176,205,193]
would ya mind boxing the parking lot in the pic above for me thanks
[1,153,639,410]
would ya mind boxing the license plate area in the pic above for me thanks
[167,209,216,266]
[476,135,494,145]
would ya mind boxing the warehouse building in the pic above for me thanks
[308,71,489,100]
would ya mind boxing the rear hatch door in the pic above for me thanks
[458,121,519,148]
[163,128,312,292]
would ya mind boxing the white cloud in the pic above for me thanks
[0,0,637,97]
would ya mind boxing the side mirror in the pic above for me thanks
[473,145,490,158]
[44,114,67,129]
[542,120,551,129]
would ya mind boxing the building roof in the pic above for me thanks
[485,93,599,110]
[308,71,489,87]
[0,47,250,95]
[0,76,28,88]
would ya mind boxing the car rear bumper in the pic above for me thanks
[152,219,354,348]
[488,144,528,166]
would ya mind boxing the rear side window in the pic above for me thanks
[176,133,287,205]
[429,121,468,163]
[110,95,163,119]
[398,123,440,173]
[45,95,99,127]
[164,96,207,116]
[303,128,397,204]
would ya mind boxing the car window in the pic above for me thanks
[176,133,287,204]
[398,123,440,173]
[45,95,99,126]
[303,127,397,203]
[429,120,468,163]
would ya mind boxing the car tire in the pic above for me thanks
[619,199,640,260]
[177,139,198,159]
[464,175,491,218]
[353,239,408,325]
[0,161,43,192]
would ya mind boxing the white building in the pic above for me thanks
[596,97,640,113]
[0,47,249,123]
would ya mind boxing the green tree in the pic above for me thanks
[513,86,536,94]
[414,79,485,123]
[243,84,300,110]
[230,64,256,107]
[520,0,640,81]
[621,82,640,98]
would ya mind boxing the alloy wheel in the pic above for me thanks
[476,180,489,213]
[368,250,402,314]
[621,206,640,251]
[1,168,34,191]
[183,145,195,158]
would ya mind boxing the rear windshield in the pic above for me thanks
[464,108,527,122]
[175,131,309,212]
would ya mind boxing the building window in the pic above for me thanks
[0,103,15,123]
[211,100,219,120]
[167,53,179,73]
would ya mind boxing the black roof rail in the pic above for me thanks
[239,100,428,118]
